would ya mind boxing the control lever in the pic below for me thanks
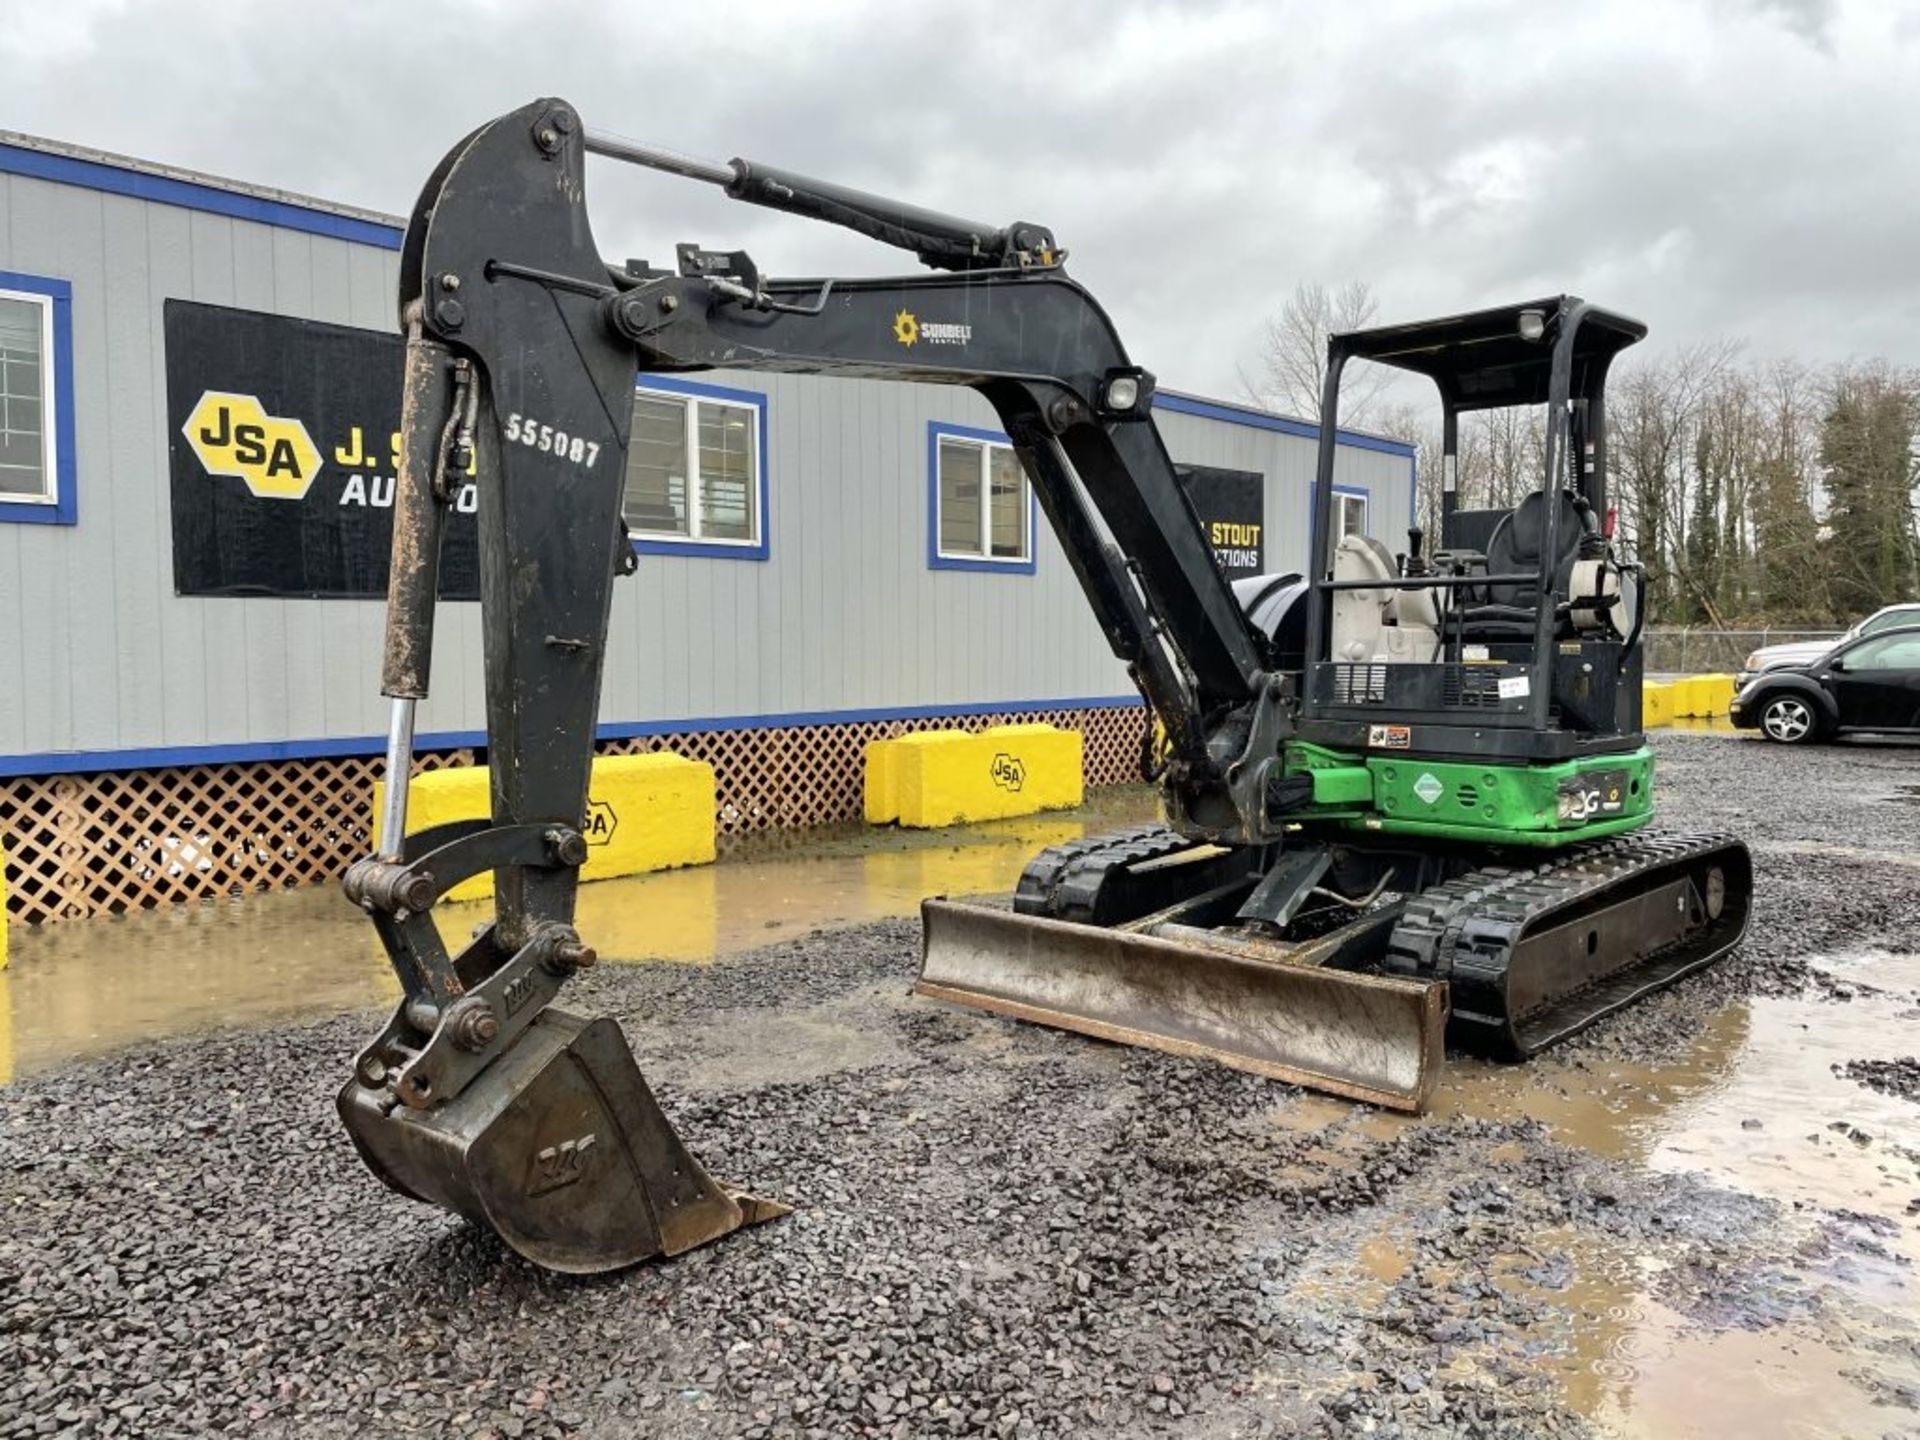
[1402,526,1430,578]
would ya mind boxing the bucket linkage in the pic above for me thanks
[338,705,786,1275]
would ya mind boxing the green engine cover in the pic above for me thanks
[1286,742,1656,848]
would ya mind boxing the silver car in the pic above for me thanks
[1738,604,1920,686]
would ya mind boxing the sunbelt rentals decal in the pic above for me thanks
[892,308,971,348]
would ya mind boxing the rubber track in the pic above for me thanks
[1382,829,1749,1056]
[1013,824,1195,919]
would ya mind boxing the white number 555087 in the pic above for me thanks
[504,413,600,468]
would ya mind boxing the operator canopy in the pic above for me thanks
[1332,297,1647,410]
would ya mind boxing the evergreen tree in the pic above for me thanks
[1821,366,1918,614]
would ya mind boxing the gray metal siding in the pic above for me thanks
[0,167,1414,761]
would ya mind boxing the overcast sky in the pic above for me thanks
[6,0,1917,402]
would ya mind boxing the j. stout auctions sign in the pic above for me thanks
[166,300,480,598]
[1177,465,1265,581]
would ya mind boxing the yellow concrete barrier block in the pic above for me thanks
[0,833,8,971]
[888,723,1084,828]
[863,730,969,825]
[1642,681,1675,728]
[1673,673,1737,719]
[374,752,715,902]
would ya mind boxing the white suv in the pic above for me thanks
[1740,604,1920,683]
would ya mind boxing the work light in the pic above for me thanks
[1098,367,1154,418]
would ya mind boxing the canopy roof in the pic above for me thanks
[1332,297,1646,411]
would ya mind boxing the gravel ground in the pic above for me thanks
[2,733,1918,1439]
[1840,1057,1920,1104]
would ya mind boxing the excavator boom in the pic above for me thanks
[339,97,1442,1273]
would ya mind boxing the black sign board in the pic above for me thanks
[1177,465,1266,581]
[166,300,480,598]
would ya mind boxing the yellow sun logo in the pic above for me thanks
[892,309,919,347]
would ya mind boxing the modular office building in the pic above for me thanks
[0,130,1414,926]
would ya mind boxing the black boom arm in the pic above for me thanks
[349,99,1293,1073]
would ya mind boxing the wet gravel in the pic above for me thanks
[1840,1057,1920,1104]
[2,733,1917,1439]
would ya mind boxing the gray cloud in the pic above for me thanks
[4,0,1915,400]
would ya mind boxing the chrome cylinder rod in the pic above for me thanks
[583,130,735,187]
[378,697,418,860]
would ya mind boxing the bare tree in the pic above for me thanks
[1373,401,1444,541]
[1753,359,1829,620]
[1247,281,1393,424]
[1608,340,1740,618]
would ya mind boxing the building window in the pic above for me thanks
[0,272,75,526]
[928,421,1035,573]
[623,376,768,559]
[1334,488,1369,541]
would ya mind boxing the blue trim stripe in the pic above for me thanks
[0,695,1147,778]
[926,420,1039,575]
[1155,389,1421,537]
[0,270,77,526]
[0,141,402,249]
[1152,389,1417,459]
[630,373,772,562]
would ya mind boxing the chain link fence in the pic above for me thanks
[1642,627,1842,676]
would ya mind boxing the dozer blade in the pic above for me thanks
[338,1008,788,1274]
[918,898,1447,1111]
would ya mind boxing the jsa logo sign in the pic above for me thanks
[183,391,323,501]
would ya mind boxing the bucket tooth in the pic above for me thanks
[918,898,1446,1111]
[339,1007,787,1273]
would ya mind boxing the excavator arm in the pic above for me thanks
[336,97,1314,1274]
[384,99,1291,845]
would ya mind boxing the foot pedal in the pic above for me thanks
[339,1007,787,1273]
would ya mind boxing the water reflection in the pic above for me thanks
[0,788,1160,1081]
[1276,950,1920,1438]
[1445,949,1920,1436]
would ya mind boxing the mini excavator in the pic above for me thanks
[338,98,1751,1273]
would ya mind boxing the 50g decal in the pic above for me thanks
[1556,769,1630,823]
[505,413,601,468]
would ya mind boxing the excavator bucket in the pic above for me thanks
[338,1008,788,1274]
[917,899,1447,1111]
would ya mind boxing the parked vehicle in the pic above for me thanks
[1739,603,1920,684]
[1730,624,1920,743]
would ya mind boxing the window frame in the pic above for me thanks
[625,374,770,562]
[0,271,76,526]
[1332,484,1370,543]
[926,420,1037,575]
[1840,631,1920,672]
[1858,607,1920,640]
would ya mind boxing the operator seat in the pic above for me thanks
[1462,489,1589,640]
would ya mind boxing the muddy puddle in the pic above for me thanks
[1284,947,1920,1439]
[0,787,1159,1081]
